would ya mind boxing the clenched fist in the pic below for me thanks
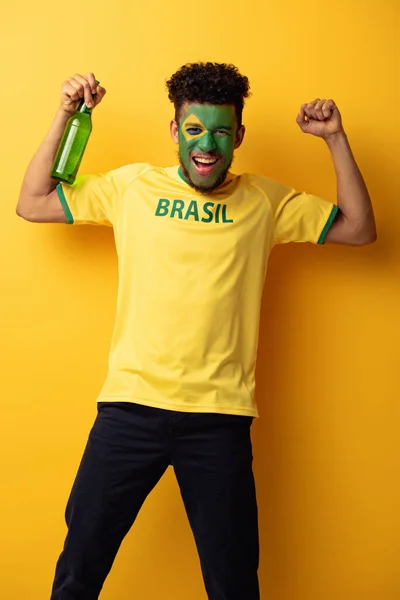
[60,73,106,116]
[296,99,344,140]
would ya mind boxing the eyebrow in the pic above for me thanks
[184,123,232,130]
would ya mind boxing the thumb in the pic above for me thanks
[93,85,106,108]
[296,106,308,128]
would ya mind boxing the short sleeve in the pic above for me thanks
[56,163,151,226]
[254,175,339,245]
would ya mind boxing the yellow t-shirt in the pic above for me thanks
[57,164,338,417]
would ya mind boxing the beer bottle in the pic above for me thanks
[51,81,99,184]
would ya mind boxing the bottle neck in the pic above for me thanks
[77,100,92,114]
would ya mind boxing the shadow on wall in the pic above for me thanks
[47,132,394,598]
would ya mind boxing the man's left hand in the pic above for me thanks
[296,99,344,140]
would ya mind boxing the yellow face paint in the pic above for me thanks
[181,114,207,141]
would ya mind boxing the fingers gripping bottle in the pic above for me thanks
[51,81,99,185]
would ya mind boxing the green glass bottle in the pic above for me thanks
[51,81,99,184]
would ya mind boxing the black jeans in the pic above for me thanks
[50,402,259,600]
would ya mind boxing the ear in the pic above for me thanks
[234,125,245,150]
[170,120,179,144]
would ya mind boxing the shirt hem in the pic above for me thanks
[56,183,74,224]
[317,204,339,244]
[97,394,259,418]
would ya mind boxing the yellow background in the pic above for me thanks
[1,0,399,598]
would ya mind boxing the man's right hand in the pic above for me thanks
[60,73,106,115]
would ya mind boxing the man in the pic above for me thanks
[16,62,376,600]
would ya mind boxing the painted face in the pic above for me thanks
[178,104,238,193]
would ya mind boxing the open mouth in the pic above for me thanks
[191,155,220,176]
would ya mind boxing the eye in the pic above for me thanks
[186,128,202,135]
[215,130,229,136]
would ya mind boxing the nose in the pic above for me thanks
[198,131,217,153]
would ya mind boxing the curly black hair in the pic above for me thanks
[166,62,251,127]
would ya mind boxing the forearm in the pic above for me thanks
[17,108,69,212]
[326,131,376,242]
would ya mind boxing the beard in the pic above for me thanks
[178,151,234,195]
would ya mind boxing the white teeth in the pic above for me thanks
[194,157,218,165]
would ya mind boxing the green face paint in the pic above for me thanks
[178,104,238,193]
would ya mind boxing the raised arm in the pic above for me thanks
[16,73,106,223]
[296,99,377,246]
